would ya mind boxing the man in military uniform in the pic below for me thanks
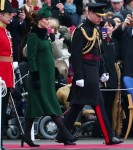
[56,3,123,145]
[0,0,15,149]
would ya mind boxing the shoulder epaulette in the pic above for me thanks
[77,23,84,29]
[71,23,84,41]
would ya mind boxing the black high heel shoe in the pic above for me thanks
[21,135,40,147]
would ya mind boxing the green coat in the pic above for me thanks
[25,26,62,119]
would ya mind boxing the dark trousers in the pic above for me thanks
[62,92,114,144]
[2,88,10,127]
[1,88,10,145]
[102,91,116,126]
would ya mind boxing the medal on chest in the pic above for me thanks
[5,29,13,56]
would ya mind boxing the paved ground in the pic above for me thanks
[2,137,133,150]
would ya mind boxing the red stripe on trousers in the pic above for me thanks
[95,105,110,143]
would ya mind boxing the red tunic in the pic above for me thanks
[0,27,14,88]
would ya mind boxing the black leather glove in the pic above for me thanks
[49,33,55,42]
[30,71,40,89]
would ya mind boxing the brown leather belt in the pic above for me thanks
[82,54,100,61]
[0,56,13,62]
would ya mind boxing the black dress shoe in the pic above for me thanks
[55,136,78,143]
[63,140,76,146]
[106,137,124,145]
[54,138,76,146]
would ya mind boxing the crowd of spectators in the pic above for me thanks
[8,0,133,138]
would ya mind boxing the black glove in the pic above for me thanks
[30,71,40,89]
[49,33,55,42]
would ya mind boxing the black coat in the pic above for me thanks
[7,17,26,61]
[61,0,83,15]
[51,0,83,27]
[49,4,72,27]
[101,37,120,88]
[70,19,102,106]
[113,25,133,78]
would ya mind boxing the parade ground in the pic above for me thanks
[3,137,133,150]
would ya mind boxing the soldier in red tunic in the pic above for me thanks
[0,0,15,149]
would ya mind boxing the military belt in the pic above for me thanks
[82,54,100,61]
[0,56,13,62]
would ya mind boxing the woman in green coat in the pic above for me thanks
[22,3,76,147]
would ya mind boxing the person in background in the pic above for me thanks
[39,0,46,7]
[56,2,124,145]
[113,13,133,136]
[64,0,81,26]
[49,18,71,66]
[105,0,130,19]
[112,14,124,28]
[22,3,76,147]
[95,0,111,9]
[22,0,34,34]
[0,1,15,149]
[104,11,115,19]
[112,13,133,79]
[42,0,74,27]
[73,0,83,25]
[124,0,133,13]
[81,4,89,22]
[83,0,96,7]
[23,0,33,13]
[17,0,24,8]
[11,0,18,8]
[100,18,121,135]
[7,0,26,62]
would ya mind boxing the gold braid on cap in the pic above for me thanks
[0,0,5,10]
[80,27,101,54]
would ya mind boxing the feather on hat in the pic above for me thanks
[0,0,15,13]
[0,0,5,10]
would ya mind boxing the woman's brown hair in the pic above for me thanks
[30,13,42,27]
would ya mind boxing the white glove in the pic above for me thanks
[100,73,109,82]
[13,61,18,70]
[76,79,84,87]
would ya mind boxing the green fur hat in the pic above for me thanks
[38,3,52,18]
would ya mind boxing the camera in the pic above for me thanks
[127,13,133,27]
[16,9,22,16]
[51,0,60,7]
[101,27,108,34]
[129,16,133,27]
